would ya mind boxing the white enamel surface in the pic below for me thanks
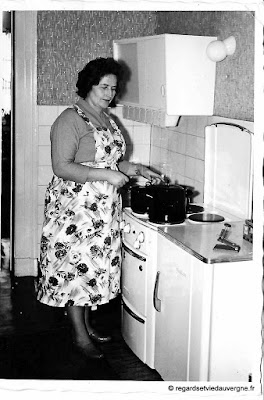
[204,123,253,219]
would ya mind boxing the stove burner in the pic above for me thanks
[188,213,225,223]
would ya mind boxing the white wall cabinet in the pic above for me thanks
[113,34,216,126]
[154,232,260,383]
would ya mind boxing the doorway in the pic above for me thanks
[1,11,12,274]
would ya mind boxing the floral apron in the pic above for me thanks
[37,104,126,307]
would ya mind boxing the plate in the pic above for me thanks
[188,213,225,223]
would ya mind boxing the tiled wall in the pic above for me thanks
[150,116,207,203]
[149,115,254,203]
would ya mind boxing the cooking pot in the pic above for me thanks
[130,183,187,223]
[146,184,186,224]
[130,184,149,214]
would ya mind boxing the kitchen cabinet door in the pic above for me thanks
[139,36,166,110]
[189,257,261,383]
[208,260,260,382]
[154,233,192,381]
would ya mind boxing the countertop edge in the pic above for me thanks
[157,228,252,264]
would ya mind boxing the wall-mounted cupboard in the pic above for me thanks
[113,34,217,127]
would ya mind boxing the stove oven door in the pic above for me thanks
[121,241,147,363]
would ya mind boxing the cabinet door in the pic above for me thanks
[209,260,260,382]
[122,242,146,316]
[154,234,192,381]
[140,37,166,109]
[115,41,140,104]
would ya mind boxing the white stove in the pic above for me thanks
[120,122,253,371]
[120,204,240,369]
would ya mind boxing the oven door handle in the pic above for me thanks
[153,271,161,312]
[122,299,145,324]
[122,242,146,262]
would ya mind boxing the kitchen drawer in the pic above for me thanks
[121,241,147,316]
[121,299,146,364]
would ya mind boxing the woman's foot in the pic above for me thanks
[73,339,104,359]
[88,328,112,344]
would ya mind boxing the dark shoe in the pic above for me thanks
[88,329,112,344]
[73,341,104,359]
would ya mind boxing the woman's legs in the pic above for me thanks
[67,306,89,345]
[84,307,112,343]
[66,306,104,358]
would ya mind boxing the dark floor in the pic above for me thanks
[0,262,162,381]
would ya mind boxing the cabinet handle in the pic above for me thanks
[122,299,145,324]
[160,85,166,97]
[123,242,146,262]
[153,271,161,312]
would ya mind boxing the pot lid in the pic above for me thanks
[147,183,184,191]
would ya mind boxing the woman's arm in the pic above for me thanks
[118,160,162,184]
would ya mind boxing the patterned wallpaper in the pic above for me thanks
[37,11,157,105]
[156,11,255,121]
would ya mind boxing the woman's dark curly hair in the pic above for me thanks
[76,57,124,100]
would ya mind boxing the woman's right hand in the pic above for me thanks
[106,170,129,188]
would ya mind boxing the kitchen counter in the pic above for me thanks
[158,221,253,264]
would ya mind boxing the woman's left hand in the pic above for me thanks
[141,167,164,185]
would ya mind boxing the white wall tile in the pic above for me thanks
[129,144,150,165]
[186,134,197,158]
[38,145,51,166]
[196,137,205,160]
[185,156,196,179]
[177,132,186,154]
[38,204,45,224]
[38,165,53,186]
[169,152,185,177]
[38,186,46,205]
[159,127,169,149]
[133,125,151,144]
[177,116,188,133]
[195,158,205,183]
[168,131,178,153]
[150,145,161,168]
[38,126,51,145]
[186,116,197,134]
[151,126,162,147]
[196,116,208,137]
[193,181,204,203]
[121,126,133,145]
[38,105,59,126]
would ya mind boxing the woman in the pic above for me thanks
[37,57,161,359]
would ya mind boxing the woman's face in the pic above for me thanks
[86,74,117,113]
